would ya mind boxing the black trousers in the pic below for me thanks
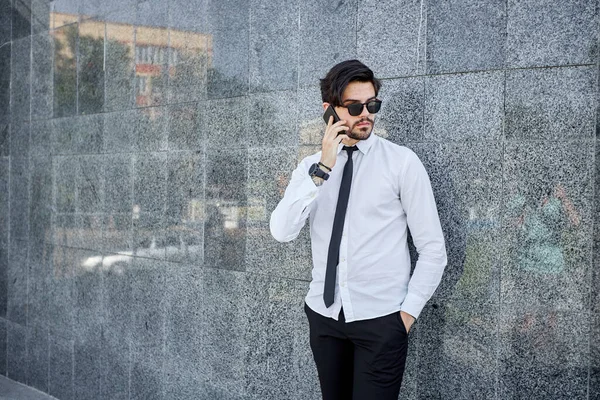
[304,303,408,400]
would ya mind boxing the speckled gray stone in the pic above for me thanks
[166,151,204,264]
[377,77,424,145]
[498,310,590,399]
[29,155,53,256]
[30,120,52,157]
[73,336,102,399]
[0,159,7,248]
[133,152,167,215]
[100,333,130,400]
[7,240,28,326]
[133,107,167,152]
[298,0,357,87]
[7,321,28,384]
[357,0,425,79]
[78,19,105,115]
[501,141,594,312]
[53,114,103,155]
[298,86,327,147]
[0,318,6,375]
[46,246,75,339]
[506,66,597,140]
[73,250,103,340]
[0,245,7,317]
[591,313,600,398]
[410,142,501,304]
[249,0,299,92]
[167,32,209,104]
[206,0,249,98]
[105,16,134,112]
[31,0,50,35]
[416,300,498,399]
[26,325,49,392]
[12,0,31,40]
[0,0,11,45]
[202,96,248,149]
[48,334,74,400]
[425,71,504,141]
[31,33,53,120]
[204,148,247,271]
[9,157,30,241]
[246,147,312,281]
[53,23,77,118]
[167,103,202,150]
[248,90,298,148]
[426,0,505,74]
[506,0,598,68]
[0,46,10,120]
[53,156,78,213]
[0,122,8,156]
[10,120,30,158]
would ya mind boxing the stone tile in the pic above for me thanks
[506,66,597,140]
[7,240,28,326]
[100,332,130,400]
[101,255,134,341]
[166,151,204,264]
[498,310,590,399]
[590,313,599,399]
[249,0,299,92]
[204,148,247,271]
[169,0,206,31]
[0,45,10,120]
[30,119,52,156]
[73,334,102,399]
[78,18,105,115]
[376,77,424,145]
[31,0,50,35]
[53,113,103,155]
[6,321,27,383]
[424,71,504,141]
[0,121,8,156]
[9,157,30,241]
[130,360,164,400]
[202,96,249,149]
[0,0,11,45]
[27,243,51,328]
[167,103,202,150]
[133,106,167,152]
[103,109,135,153]
[73,249,103,341]
[0,159,8,247]
[164,265,204,383]
[49,1,79,30]
[0,246,7,318]
[416,301,498,399]
[53,23,78,118]
[103,154,133,253]
[298,86,327,147]
[29,155,53,256]
[357,0,424,79]
[410,142,502,304]
[245,147,312,281]
[297,0,357,87]
[167,30,209,103]
[201,268,246,397]
[31,33,54,120]
[78,155,104,213]
[46,246,75,339]
[426,0,505,74]
[0,318,5,375]
[133,212,165,260]
[135,0,169,107]
[502,141,594,312]
[506,0,598,68]
[206,0,249,98]
[105,15,134,112]
[53,155,78,213]
[248,90,299,148]
[102,213,133,255]
[26,324,49,392]
[11,0,31,40]
[133,152,166,215]
[48,334,74,400]
[9,120,29,157]
[594,142,600,312]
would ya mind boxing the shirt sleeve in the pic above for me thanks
[270,158,320,243]
[399,151,448,319]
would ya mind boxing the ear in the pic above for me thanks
[322,102,330,111]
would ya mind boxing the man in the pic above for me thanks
[270,60,447,400]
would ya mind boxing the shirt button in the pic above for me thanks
[341,258,345,263]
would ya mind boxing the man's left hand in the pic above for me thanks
[400,311,415,333]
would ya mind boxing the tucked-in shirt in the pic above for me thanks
[270,133,447,322]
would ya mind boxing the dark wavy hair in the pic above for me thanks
[320,60,382,107]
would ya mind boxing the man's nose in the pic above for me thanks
[360,104,370,117]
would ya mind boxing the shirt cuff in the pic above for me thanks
[400,292,427,319]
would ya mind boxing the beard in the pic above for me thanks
[346,117,374,141]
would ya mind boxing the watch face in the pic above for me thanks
[309,163,319,176]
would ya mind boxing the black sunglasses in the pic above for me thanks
[340,99,382,116]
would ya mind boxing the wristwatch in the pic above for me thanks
[308,163,329,181]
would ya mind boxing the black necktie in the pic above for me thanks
[324,146,358,308]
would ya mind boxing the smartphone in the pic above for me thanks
[322,105,341,125]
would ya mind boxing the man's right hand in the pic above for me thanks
[320,116,348,170]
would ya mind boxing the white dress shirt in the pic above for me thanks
[270,133,447,322]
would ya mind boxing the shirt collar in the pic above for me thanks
[336,132,377,155]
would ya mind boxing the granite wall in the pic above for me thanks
[0,0,598,399]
